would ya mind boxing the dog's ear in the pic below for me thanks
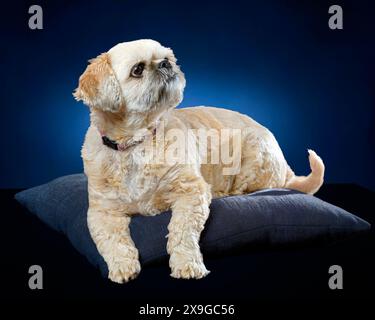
[73,53,124,112]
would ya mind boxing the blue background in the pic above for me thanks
[1,0,374,190]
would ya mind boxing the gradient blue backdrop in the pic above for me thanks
[1,0,374,190]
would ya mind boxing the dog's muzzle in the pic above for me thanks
[157,61,176,83]
[158,59,172,70]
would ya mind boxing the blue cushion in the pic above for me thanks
[15,174,370,278]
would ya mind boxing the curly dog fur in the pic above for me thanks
[74,39,325,283]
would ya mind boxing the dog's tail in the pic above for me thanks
[285,149,325,195]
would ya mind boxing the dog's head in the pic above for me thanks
[73,39,186,115]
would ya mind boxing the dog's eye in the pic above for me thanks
[130,62,145,78]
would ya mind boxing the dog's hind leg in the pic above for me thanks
[231,128,288,194]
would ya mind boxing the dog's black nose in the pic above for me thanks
[158,59,171,70]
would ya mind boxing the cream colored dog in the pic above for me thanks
[74,39,325,283]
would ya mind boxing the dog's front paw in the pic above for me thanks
[107,258,141,284]
[171,260,210,279]
[169,250,210,279]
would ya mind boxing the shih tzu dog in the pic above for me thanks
[73,39,324,283]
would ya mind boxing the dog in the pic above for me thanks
[74,39,325,283]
